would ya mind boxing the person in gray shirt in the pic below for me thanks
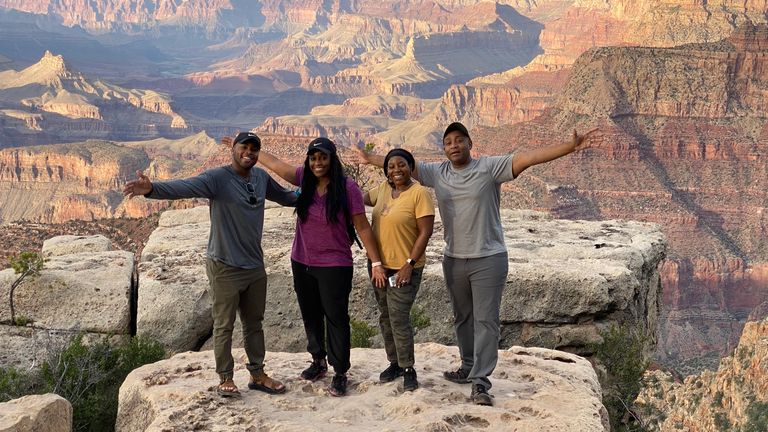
[123,131,296,397]
[355,122,598,406]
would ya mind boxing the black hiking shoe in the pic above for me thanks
[443,367,471,384]
[471,384,493,406]
[403,367,418,392]
[300,358,328,381]
[379,363,405,383]
[328,373,348,397]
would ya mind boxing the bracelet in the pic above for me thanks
[371,261,382,268]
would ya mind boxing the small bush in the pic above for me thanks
[0,366,40,402]
[590,324,651,432]
[741,401,768,432]
[410,305,431,331]
[9,333,167,432]
[13,315,33,326]
[350,318,378,348]
[713,412,730,431]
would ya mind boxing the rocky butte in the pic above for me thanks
[470,23,768,374]
[0,51,190,146]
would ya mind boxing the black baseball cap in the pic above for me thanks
[443,122,470,140]
[307,137,337,155]
[233,132,261,149]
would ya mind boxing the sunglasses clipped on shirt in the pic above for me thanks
[245,182,257,205]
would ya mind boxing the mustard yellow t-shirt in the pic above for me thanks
[369,181,435,270]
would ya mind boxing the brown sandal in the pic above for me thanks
[216,379,241,398]
[248,370,286,394]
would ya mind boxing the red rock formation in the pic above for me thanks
[636,317,768,430]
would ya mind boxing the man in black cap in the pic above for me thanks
[124,131,297,397]
[355,122,598,406]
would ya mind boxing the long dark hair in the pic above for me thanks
[295,148,349,224]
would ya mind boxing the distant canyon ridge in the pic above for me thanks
[0,0,767,375]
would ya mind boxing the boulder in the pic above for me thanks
[135,206,213,352]
[41,235,113,257]
[0,235,133,334]
[153,207,664,357]
[0,393,72,432]
[116,343,608,432]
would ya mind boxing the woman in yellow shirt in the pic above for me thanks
[364,148,435,392]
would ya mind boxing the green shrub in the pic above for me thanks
[0,366,40,402]
[13,315,33,326]
[713,412,730,431]
[410,305,431,331]
[741,401,768,432]
[37,333,165,432]
[350,318,378,348]
[590,324,651,432]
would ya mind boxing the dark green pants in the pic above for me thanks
[372,267,423,368]
[206,258,267,381]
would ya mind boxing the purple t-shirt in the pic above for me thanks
[291,167,365,267]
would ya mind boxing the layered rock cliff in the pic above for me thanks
[0,51,190,145]
[0,132,219,224]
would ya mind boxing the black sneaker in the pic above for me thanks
[443,367,470,384]
[471,384,493,406]
[328,373,348,397]
[403,367,418,392]
[379,363,405,383]
[300,358,328,381]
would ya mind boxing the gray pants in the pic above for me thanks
[372,267,423,368]
[443,252,508,389]
[206,258,268,381]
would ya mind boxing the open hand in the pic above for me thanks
[572,128,600,151]
[122,170,153,198]
[371,265,386,288]
[221,135,234,147]
[349,146,371,165]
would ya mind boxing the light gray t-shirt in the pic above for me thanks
[147,165,296,269]
[417,155,515,258]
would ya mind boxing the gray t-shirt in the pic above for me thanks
[147,165,296,269]
[417,155,515,258]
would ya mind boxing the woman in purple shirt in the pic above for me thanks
[255,137,386,396]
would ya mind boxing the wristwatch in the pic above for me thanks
[406,258,416,267]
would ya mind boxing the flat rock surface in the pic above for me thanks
[117,343,608,432]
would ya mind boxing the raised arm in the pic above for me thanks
[352,146,421,181]
[512,129,598,177]
[222,136,298,185]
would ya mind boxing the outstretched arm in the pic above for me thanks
[512,129,599,177]
[123,170,153,198]
[257,151,299,186]
[351,146,421,181]
[222,136,298,185]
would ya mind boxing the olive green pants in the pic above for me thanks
[372,267,423,368]
[206,258,267,381]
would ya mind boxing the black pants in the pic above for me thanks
[291,260,353,374]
